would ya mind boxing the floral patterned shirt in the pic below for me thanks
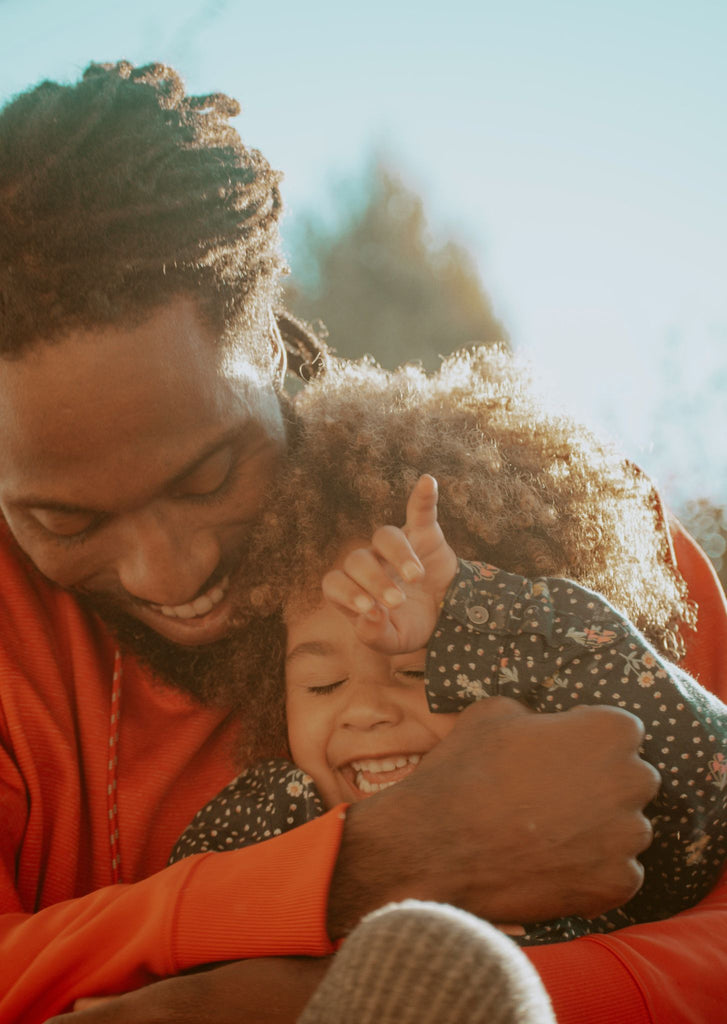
[170,561,727,946]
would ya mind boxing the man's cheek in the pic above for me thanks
[1,528,88,591]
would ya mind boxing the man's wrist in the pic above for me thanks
[326,801,386,940]
[326,792,438,940]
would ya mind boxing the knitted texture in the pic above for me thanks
[298,900,556,1024]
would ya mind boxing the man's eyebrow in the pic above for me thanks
[286,640,336,664]
[15,426,246,515]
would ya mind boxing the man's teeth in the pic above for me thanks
[350,754,422,794]
[156,576,230,620]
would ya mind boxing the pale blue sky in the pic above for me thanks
[1,0,725,508]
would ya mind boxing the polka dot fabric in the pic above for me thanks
[428,560,727,945]
[169,759,324,862]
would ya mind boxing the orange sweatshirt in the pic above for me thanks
[526,521,727,1024]
[0,517,725,1024]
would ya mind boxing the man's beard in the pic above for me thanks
[78,591,249,707]
[75,576,289,765]
[74,546,266,709]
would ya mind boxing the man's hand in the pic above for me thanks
[45,957,331,1023]
[321,474,458,654]
[328,698,660,936]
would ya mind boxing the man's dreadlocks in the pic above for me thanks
[0,60,323,375]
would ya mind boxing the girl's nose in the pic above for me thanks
[340,678,404,732]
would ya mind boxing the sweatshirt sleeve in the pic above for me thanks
[0,809,344,1024]
[520,523,727,1024]
[526,865,727,1024]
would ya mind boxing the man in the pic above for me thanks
[0,61,725,1024]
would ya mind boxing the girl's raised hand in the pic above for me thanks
[321,475,458,654]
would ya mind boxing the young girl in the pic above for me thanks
[171,347,727,945]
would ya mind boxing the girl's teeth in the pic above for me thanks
[350,753,423,794]
[357,777,398,794]
[350,754,422,773]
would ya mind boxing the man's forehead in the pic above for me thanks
[0,296,264,408]
[5,424,256,512]
[0,299,283,509]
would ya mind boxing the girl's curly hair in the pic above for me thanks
[228,346,694,761]
[0,61,324,375]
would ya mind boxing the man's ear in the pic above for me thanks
[269,309,288,387]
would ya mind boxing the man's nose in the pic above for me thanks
[114,507,221,606]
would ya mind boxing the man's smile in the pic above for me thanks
[153,574,231,620]
[89,560,243,647]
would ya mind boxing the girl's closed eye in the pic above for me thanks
[394,668,426,683]
[391,650,427,684]
[307,679,347,696]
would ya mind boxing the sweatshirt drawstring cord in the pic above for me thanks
[107,649,122,884]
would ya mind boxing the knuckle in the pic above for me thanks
[622,710,646,745]
[633,812,655,854]
[321,568,346,596]
[373,524,399,544]
[639,758,662,800]
[578,704,645,747]
[612,809,653,859]
[616,859,645,903]
[607,705,645,739]
[458,696,530,727]
[624,755,661,806]
[586,860,644,915]
[344,547,373,574]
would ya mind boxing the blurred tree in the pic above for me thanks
[283,158,508,369]
[679,499,727,594]
[283,160,727,596]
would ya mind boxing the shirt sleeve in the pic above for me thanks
[0,805,344,1024]
[426,560,727,942]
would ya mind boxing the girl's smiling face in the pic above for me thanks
[284,596,456,809]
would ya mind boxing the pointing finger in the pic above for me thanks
[404,474,439,532]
